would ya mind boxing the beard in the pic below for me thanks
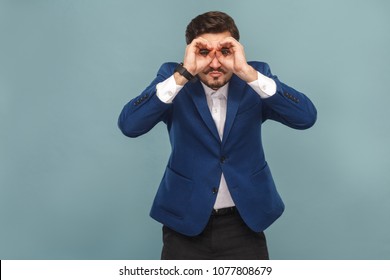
[201,77,229,90]
[198,67,232,90]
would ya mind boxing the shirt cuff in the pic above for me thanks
[156,75,183,104]
[248,71,277,99]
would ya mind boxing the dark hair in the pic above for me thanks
[185,11,240,44]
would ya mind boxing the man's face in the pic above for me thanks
[196,32,234,90]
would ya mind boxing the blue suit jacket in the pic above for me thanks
[118,61,317,236]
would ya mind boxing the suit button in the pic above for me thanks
[212,187,218,194]
[220,156,226,163]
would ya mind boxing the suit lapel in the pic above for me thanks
[188,75,246,145]
[222,75,246,146]
[189,81,221,142]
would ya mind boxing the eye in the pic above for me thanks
[199,49,210,56]
[221,48,230,55]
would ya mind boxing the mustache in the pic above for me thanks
[203,67,227,74]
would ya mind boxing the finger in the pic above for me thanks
[187,38,209,56]
[193,37,212,50]
[218,37,238,47]
[215,51,230,66]
[207,49,216,59]
[199,48,216,58]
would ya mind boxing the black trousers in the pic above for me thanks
[161,208,269,260]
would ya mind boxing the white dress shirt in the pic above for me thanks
[156,71,277,209]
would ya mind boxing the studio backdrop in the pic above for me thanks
[1,0,389,259]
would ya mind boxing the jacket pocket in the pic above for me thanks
[156,166,193,219]
[235,102,262,124]
[250,162,284,214]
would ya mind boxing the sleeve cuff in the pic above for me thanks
[156,75,183,104]
[248,71,277,99]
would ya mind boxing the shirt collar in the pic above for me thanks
[201,82,229,99]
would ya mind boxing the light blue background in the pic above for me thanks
[1,0,389,259]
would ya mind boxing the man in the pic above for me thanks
[118,11,317,259]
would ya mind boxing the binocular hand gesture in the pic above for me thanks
[179,35,257,84]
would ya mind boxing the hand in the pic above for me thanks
[216,37,257,83]
[182,37,215,76]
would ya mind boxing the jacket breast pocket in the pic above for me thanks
[250,163,284,214]
[235,103,261,122]
[156,166,193,219]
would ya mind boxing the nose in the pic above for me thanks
[209,55,221,69]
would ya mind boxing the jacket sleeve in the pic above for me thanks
[258,62,317,130]
[118,63,175,137]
